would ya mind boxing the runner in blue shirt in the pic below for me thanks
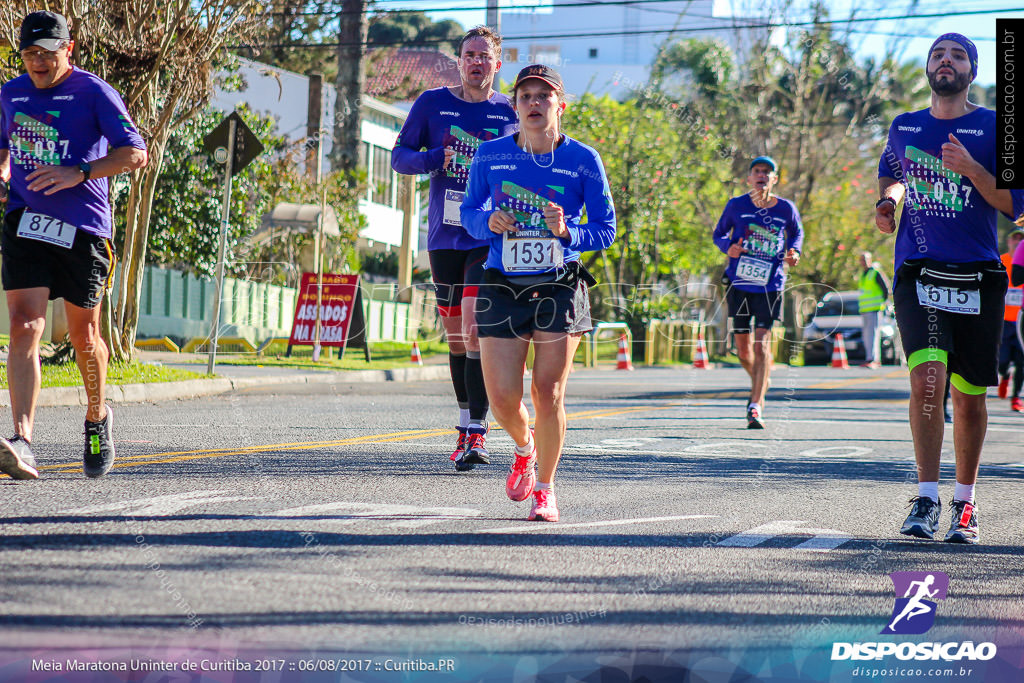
[461,64,616,522]
[876,33,1011,544]
[0,11,148,481]
[392,27,517,471]
[713,156,803,429]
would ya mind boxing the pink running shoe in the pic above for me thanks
[505,443,536,502]
[529,488,559,522]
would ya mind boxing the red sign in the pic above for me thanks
[288,272,360,348]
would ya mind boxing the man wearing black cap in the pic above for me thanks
[713,156,803,428]
[876,33,1011,544]
[0,11,148,481]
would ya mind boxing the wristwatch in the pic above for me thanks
[875,197,897,209]
[78,162,92,182]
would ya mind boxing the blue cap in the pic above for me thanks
[750,156,777,172]
[930,33,978,80]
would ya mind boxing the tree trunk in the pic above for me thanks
[334,0,368,183]
[116,136,167,361]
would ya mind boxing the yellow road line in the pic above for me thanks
[808,369,906,390]
[40,429,452,472]
[40,404,684,474]
[30,376,906,475]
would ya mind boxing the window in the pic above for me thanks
[530,44,561,66]
[589,48,598,59]
[371,145,395,207]
[504,47,519,63]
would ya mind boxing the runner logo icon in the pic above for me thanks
[880,571,949,635]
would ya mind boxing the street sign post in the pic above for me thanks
[202,112,264,374]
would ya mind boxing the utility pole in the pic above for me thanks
[308,73,327,361]
[334,0,368,182]
[306,74,323,181]
[486,0,500,33]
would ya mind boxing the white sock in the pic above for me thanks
[458,408,470,429]
[534,482,551,492]
[953,481,975,504]
[514,434,534,457]
[918,481,940,503]
[749,402,760,412]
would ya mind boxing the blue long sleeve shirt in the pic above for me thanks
[460,134,616,276]
[391,87,517,251]
[713,193,804,293]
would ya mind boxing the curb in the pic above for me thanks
[3,365,451,408]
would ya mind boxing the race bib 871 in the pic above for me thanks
[17,211,77,249]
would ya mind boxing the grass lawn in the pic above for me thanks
[0,361,209,390]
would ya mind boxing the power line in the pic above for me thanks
[244,6,1024,49]
[270,0,724,17]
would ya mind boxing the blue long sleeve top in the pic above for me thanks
[712,193,804,292]
[460,134,616,276]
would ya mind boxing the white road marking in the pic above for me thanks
[574,437,662,450]
[269,501,482,528]
[717,521,852,552]
[798,446,874,458]
[683,442,768,455]
[61,490,257,516]
[480,514,717,534]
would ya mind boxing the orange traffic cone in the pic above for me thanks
[616,334,634,371]
[410,341,423,366]
[831,333,849,369]
[693,330,710,370]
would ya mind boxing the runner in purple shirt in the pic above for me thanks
[876,33,1011,545]
[0,11,148,481]
[392,27,517,471]
[712,156,802,429]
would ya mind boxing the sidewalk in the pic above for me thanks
[4,351,451,408]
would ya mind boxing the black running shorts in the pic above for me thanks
[727,287,782,334]
[428,247,488,318]
[999,319,1023,366]
[475,264,593,339]
[894,259,1007,387]
[2,208,113,310]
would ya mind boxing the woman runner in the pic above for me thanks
[460,64,616,521]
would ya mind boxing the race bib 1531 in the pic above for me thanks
[501,229,564,273]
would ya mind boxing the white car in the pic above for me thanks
[802,290,901,365]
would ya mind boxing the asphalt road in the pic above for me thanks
[1,363,1022,681]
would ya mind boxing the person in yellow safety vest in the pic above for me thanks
[858,251,891,369]
[997,229,1024,412]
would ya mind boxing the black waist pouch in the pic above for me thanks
[483,260,597,296]
[900,259,1004,290]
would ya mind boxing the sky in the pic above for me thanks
[373,0,1024,86]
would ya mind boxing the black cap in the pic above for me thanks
[513,64,564,93]
[19,11,71,52]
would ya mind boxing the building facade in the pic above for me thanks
[498,0,765,98]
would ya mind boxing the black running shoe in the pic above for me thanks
[747,404,764,429]
[83,406,116,478]
[461,423,489,464]
[455,423,489,472]
[900,496,941,539]
[944,499,979,544]
[0,435,39,480]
